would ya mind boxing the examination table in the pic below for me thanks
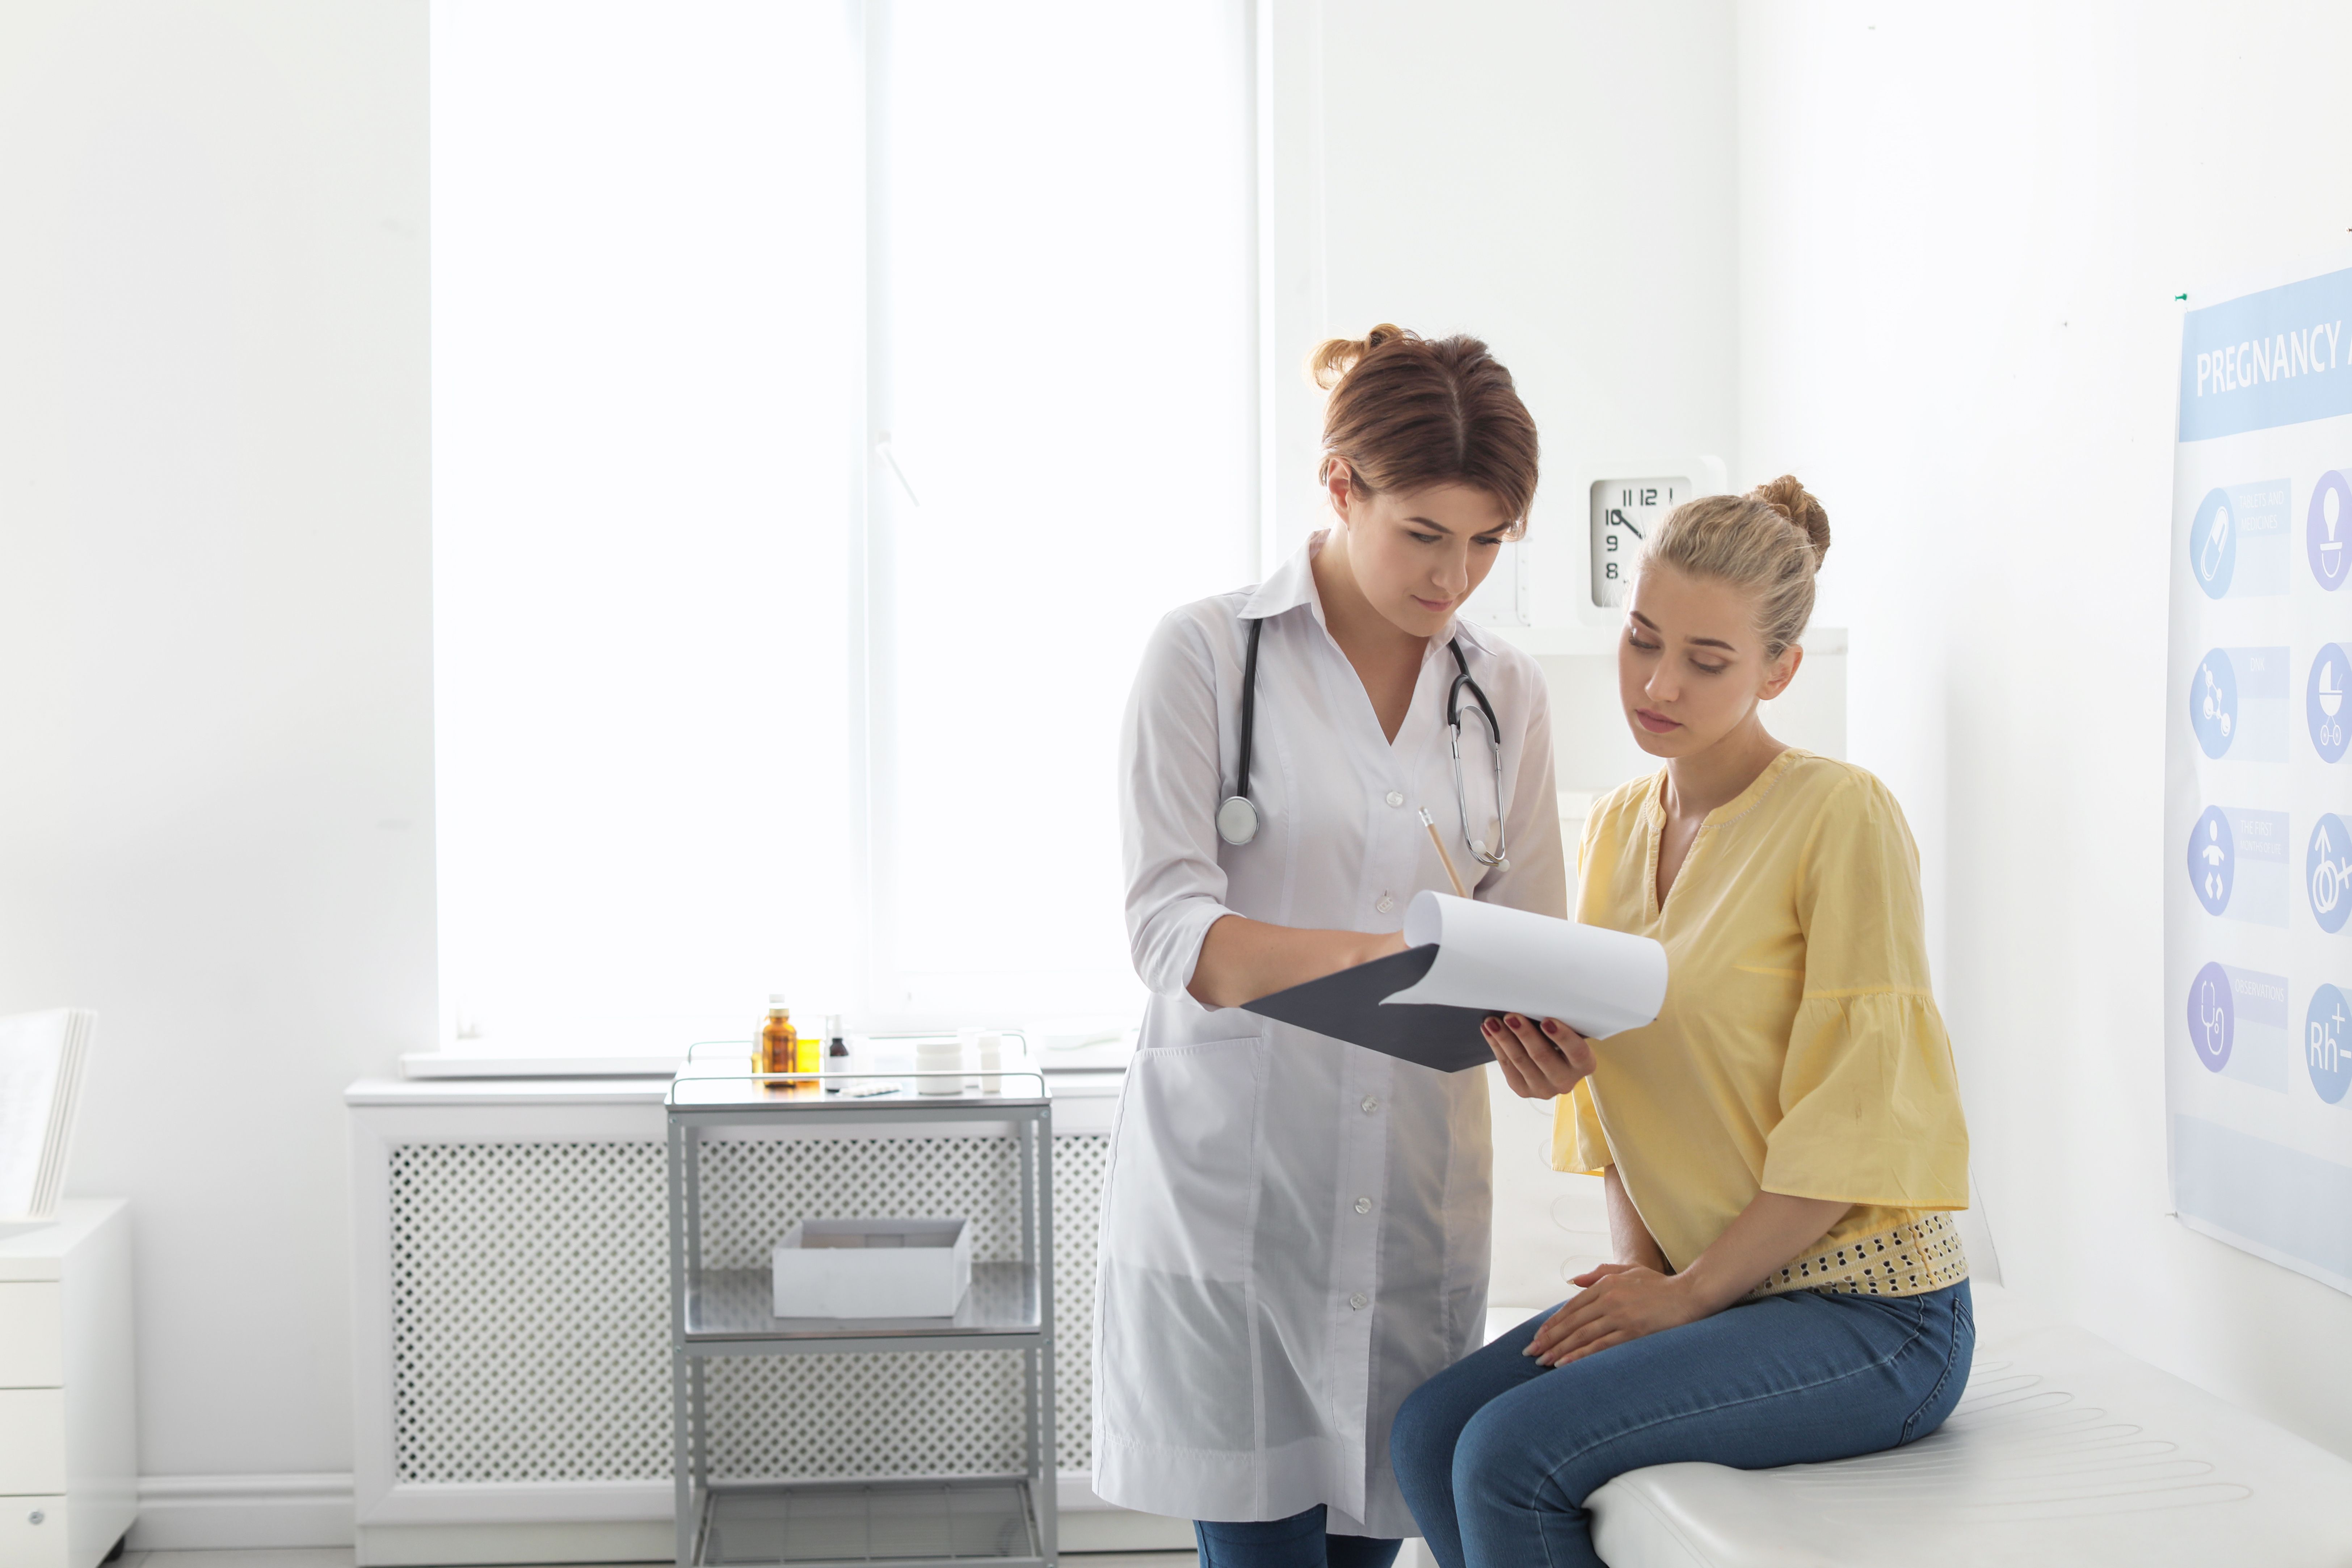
[1582,1276,2352,1567]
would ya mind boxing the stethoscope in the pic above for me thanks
[1215,616,1510,871]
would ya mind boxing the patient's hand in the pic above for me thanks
[1482,1014,1594,1099]
[1524,1264,1708,1367]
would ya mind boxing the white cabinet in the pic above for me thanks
[0,1202,135,1568]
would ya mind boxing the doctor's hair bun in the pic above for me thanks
[1748,474,1831,570]
[1308,324,1416,390]
[1307,323,1539,534]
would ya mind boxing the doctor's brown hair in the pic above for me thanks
[1308,325,1539,534]
[1640,476,1831,660]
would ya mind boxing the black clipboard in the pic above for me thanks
[1239,946,1497,1072]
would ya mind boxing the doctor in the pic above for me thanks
[1097,325,1566,1567]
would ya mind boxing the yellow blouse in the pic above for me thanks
[1553,749,1971,1297]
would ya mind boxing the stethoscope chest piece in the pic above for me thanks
[1216,614,1508,866]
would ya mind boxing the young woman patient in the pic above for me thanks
[1387,477,1974,1568]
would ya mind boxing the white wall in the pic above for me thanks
[1266,0,1739,560]
[0,0,429,1530]
[1739,0,2352,1458]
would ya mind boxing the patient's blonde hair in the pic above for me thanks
[1640,475,1830,660]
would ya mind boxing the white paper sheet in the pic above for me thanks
[0,1011,67,1218]
[0,1009,92,1221]
[1384,892,1667,1040]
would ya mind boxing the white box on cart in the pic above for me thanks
[771,1217,971,1317]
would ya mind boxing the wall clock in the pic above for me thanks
[1589,477,1691,608]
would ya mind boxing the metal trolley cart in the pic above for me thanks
[666,1060,1057,1567]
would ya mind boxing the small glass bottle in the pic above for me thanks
[758,997,798,1080]
[824,1014,848,1092]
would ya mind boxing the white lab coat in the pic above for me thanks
[1094,532,1566,1535]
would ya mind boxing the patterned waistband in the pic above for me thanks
[1747,1210,1970,1299]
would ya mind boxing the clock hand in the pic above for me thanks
[1610,508,1645,541]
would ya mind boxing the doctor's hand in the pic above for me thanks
[1524,1264,1710,1367]
[1482,1014,1594,1100]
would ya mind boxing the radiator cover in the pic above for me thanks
[385,1134,1108,1485]
[348,1082,1121,1552]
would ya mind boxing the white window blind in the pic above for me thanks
[431,2,1253,1052]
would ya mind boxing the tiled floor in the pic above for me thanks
[118,1553,1200,1568]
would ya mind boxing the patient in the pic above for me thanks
[1388,477,1973,1568]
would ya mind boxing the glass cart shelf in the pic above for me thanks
[683,1262,1042,1346]
[666,1064,1058,1568]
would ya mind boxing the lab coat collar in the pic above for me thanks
[1238,533,1324,622]
[1240,530,1493,660]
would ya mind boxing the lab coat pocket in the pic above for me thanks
[1100,1034,1266,1283]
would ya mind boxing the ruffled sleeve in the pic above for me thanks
[1757,774,1970,1208]
[1551,1079,1613,1174]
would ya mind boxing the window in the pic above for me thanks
[431,2,1255,1053]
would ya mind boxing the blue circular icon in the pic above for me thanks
[2312,645,2352,762]
[2188,962,2234,1073]
[2192,488,2236,598]
[2191,650,2238,758]
[2311,472,2352,591]
[2189,807,2234,915]
[2314,815,2352,933]
[2308,985,2352,1105]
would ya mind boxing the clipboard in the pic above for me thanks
[1240,946,1498,1072]
[1237,893,1668,1073]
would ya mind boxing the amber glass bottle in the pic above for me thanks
[758,997,798,1079]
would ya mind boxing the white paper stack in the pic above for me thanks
[0,1008,97,1222]
[1389,892,1667,1039]
[772,1217,972,1318]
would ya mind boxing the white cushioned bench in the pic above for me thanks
[1583,1277,2352,1567]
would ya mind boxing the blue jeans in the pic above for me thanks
[1390,1280,1973,1568]
[1193,1506,1401,1568]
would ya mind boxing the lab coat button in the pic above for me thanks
[1360,1096,1379,1113]
[1384,790,1405,808]
[1354,1197,1372,1214]
[1375,893,1395,914]
[1350,1291,1369,1310]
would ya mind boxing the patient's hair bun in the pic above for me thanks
[1749,474,1830,570]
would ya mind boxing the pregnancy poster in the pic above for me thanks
[2168,262,2352,1295]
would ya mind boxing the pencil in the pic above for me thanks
[1418,807,1470,899]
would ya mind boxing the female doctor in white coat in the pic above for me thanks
[1096,326,1568,1567]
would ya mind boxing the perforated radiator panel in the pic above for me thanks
[386,1132,1111,1485]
